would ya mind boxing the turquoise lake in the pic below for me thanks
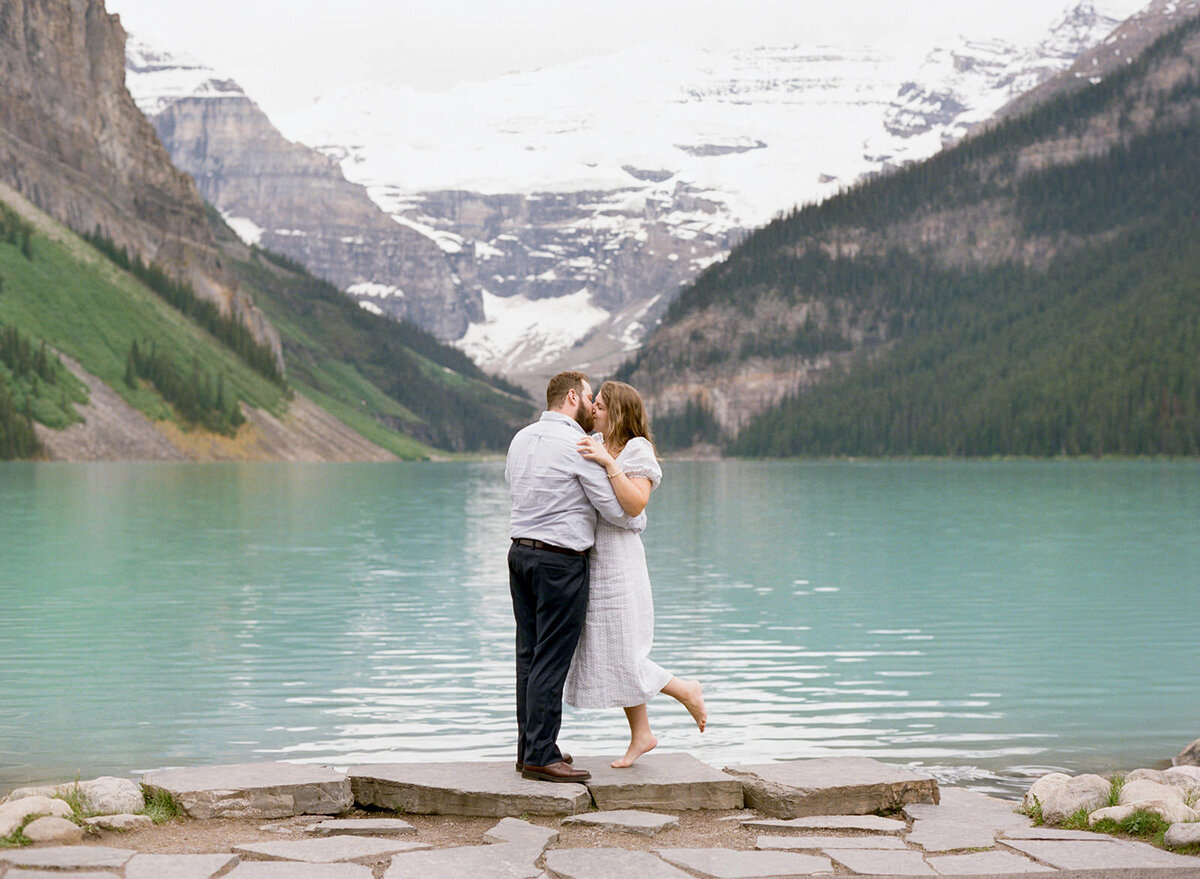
[1,460,1197,797]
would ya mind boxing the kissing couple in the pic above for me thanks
[505,370,707,782]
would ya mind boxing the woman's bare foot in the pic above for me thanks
[611,734,657,768]
[681,679,707,732]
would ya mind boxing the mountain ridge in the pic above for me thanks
[619,6,1200,455]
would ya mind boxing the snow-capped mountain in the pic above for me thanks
[272,1,1142,387]
[865,1,1137,168]
[127,0,1146,390]
[126,35,246,116]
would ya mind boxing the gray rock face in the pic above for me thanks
[1022,772,1111,824]
[1117,778,1199,823]
[5,777,143,816]
[562,810,679,836]
[542,848,694,879]
[306,818,416,837]
[349,761,590,817]
[384,842,544,879]
[140,762,352,819]
[21,815,83,843]
[0,795,74,836]
[724,756,938,818]
[1175,736,1200,767]
[1087,804,1138,825]
[1166,765,1200,792]
[149,96,477,341]
[577,754,742,812]
[125,853,240,879]
[1165,821,1200,848]
[655,847,833,878]
[84,813,153,831]
[233,836,428,863]
[484,817,559,848]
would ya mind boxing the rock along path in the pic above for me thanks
[2,754,1199,878]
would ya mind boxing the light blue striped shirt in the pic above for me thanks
[506,411,646,551]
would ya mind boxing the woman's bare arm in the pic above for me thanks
[577,436,652,516]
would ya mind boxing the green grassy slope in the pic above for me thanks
[0,196,290,458]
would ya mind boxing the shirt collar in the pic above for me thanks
[540,410,585,434]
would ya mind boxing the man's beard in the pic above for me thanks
[574,405,594,433]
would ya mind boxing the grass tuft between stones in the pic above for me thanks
[1106,774,1125,808]
[1021,794,1045,826]
[54,782,99,825]
[0,817,35,848]
[140,785,182,824]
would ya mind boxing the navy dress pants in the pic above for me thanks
[508,542,589,767]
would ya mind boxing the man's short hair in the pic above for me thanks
[546,371,589,410]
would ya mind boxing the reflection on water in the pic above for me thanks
[1,460,1198,797]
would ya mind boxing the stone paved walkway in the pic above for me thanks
[3,755,1199,878]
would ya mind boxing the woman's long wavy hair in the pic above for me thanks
[598,381,654,453]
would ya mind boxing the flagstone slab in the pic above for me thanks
[125,853,240,879]
[350,762,590,817]
[141,762,352,819]
[1002,838,1200,871]
[5,872,120,879]
[655,847,834,878]
[542,848,694,879]
[0,847,136,870]
[927,850,1056,875]
[384,842,544,879]
[756,833,907,850]
[902,787,1029,830]
[306,818,416,837]
[907,819,998,852]
[1002,826,1110,840]
[743,814,907,833]
[225,864,372,879]
[724,757,938,818]
[484,817,560,848]
[233,836,429,863]
[562,809,679,836]
[826,848,938,875]
[574,754,742,811]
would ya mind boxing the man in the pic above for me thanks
[505,371,647,782]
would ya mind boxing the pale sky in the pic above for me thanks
[106,0,1142,115]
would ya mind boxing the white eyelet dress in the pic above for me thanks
[564,437,672,709]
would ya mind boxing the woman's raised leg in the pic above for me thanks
[661,676,707,731]
[611,704,658,768]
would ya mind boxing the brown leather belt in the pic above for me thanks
[512,538,587,557]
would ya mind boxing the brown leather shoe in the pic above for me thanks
[521,761,591,783]
[515,752,572,772]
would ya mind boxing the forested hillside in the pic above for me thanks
[622,12,1200,456]
[220,226,533,453]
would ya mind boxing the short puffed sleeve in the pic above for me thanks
[618,436,662,489]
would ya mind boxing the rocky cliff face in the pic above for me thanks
[128,37,476,340]
[0,0,279,358]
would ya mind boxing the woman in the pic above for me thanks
[563,380,706,768]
